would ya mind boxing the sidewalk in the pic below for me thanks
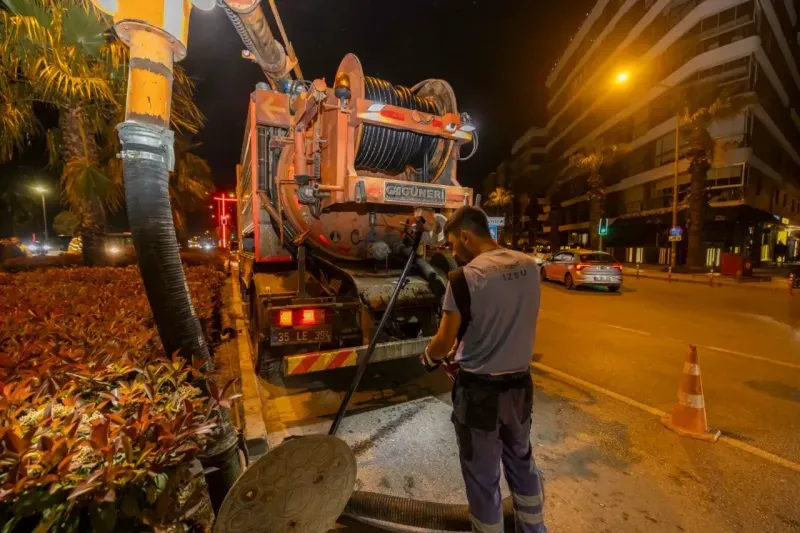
[622,263,796,293]
[302,368,800,532]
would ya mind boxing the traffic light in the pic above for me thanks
[598,218,609,236]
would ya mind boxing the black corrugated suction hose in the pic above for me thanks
[118,122,241,512]
[345,491,515,531]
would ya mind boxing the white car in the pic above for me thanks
[540,249,623,292]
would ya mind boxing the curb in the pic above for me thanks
[628,272,795,294]
[229,264,271,461]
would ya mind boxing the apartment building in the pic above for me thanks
[521,0,800,265]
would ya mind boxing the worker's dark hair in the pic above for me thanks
[443,205,491,238]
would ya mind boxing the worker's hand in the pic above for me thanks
[441,356,460,382]
[420,347,440,372]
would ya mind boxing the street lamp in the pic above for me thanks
[614,72,681,268]
[32,185,49,241]
[615,71,630,85]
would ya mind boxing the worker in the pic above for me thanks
[66,235,83,255]
[422,205,545,533]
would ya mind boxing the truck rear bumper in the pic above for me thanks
[283,336,432,376]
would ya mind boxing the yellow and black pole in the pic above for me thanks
[91,0,241,513]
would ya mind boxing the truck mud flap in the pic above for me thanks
[283,336,433,376]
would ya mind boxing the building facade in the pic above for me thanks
[519,0,800,265]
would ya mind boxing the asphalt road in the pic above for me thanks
[536,276,800,463]
[249,276,800,532]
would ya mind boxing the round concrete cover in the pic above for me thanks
[214,435,357,533]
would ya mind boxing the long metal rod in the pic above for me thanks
[329,220,425,436]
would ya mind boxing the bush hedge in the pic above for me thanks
[0,249,228,273]
[0,265,230,532]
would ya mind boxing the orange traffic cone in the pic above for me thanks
[661,345,720,442]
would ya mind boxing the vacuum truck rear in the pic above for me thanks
[228,3,477,378]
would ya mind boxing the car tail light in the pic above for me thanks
[575,264,590,271]
[279,310,293,327]
[613,264,623,270]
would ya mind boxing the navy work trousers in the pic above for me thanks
[451,371,546,533]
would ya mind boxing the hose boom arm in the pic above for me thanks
[218,0,294,83]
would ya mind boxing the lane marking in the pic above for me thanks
[604,324,652,336]
[531,361,800,475]
[718,436,800,474]
[699,345,800,371]
[541,312,800,371]
[531,362,667,418]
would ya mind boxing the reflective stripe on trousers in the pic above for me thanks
[452,374,547,533]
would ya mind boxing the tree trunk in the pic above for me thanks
[587,173,605,250]
[548,206,560,251]
[686,160,709,269]
[60,108,105,266]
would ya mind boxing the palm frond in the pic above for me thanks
[60,3,111,57]
[30,53,115,104]
[170,66,205,134]
[45,127,62,168]
[0,85,37,162]
[60,156,122,216]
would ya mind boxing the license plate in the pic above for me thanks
[594,276,610,281]
[271,328,332,346]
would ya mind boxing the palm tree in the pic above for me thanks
[568,144,629,249]
[0,0,205,264]
[486,186,513,216]
[680,92,755,268]
[170,138,215,245]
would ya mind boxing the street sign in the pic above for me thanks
[669,226,683,237]
[489,225,499,242]
[487,217,505,228]
[598,218,609,236]
[669,235,682,242]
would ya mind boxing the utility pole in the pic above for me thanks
[670,111,680,269]
[213,193,236,248]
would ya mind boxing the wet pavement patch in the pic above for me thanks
[745,380,800,403]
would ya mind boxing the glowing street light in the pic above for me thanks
[31,185,49,241]
[612,70,680,268]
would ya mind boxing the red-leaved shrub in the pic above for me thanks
[0,266,230,531]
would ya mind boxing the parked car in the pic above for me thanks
[540,249,623,291]
[529,244,552,265]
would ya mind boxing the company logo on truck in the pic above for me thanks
[383,181,446,206]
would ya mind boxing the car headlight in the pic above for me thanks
[43,244,51,251]
[108,246,120,255]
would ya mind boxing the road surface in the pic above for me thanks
[247,276,800,532]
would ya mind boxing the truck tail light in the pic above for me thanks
[273,308,329,327]
[300,309,317,325]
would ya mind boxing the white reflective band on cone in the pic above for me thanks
[469,514,503,533]
[512,491,543,507]
[683,362,701,376]
[678,391,705,409]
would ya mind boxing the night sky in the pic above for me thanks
[182,0,593,193]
